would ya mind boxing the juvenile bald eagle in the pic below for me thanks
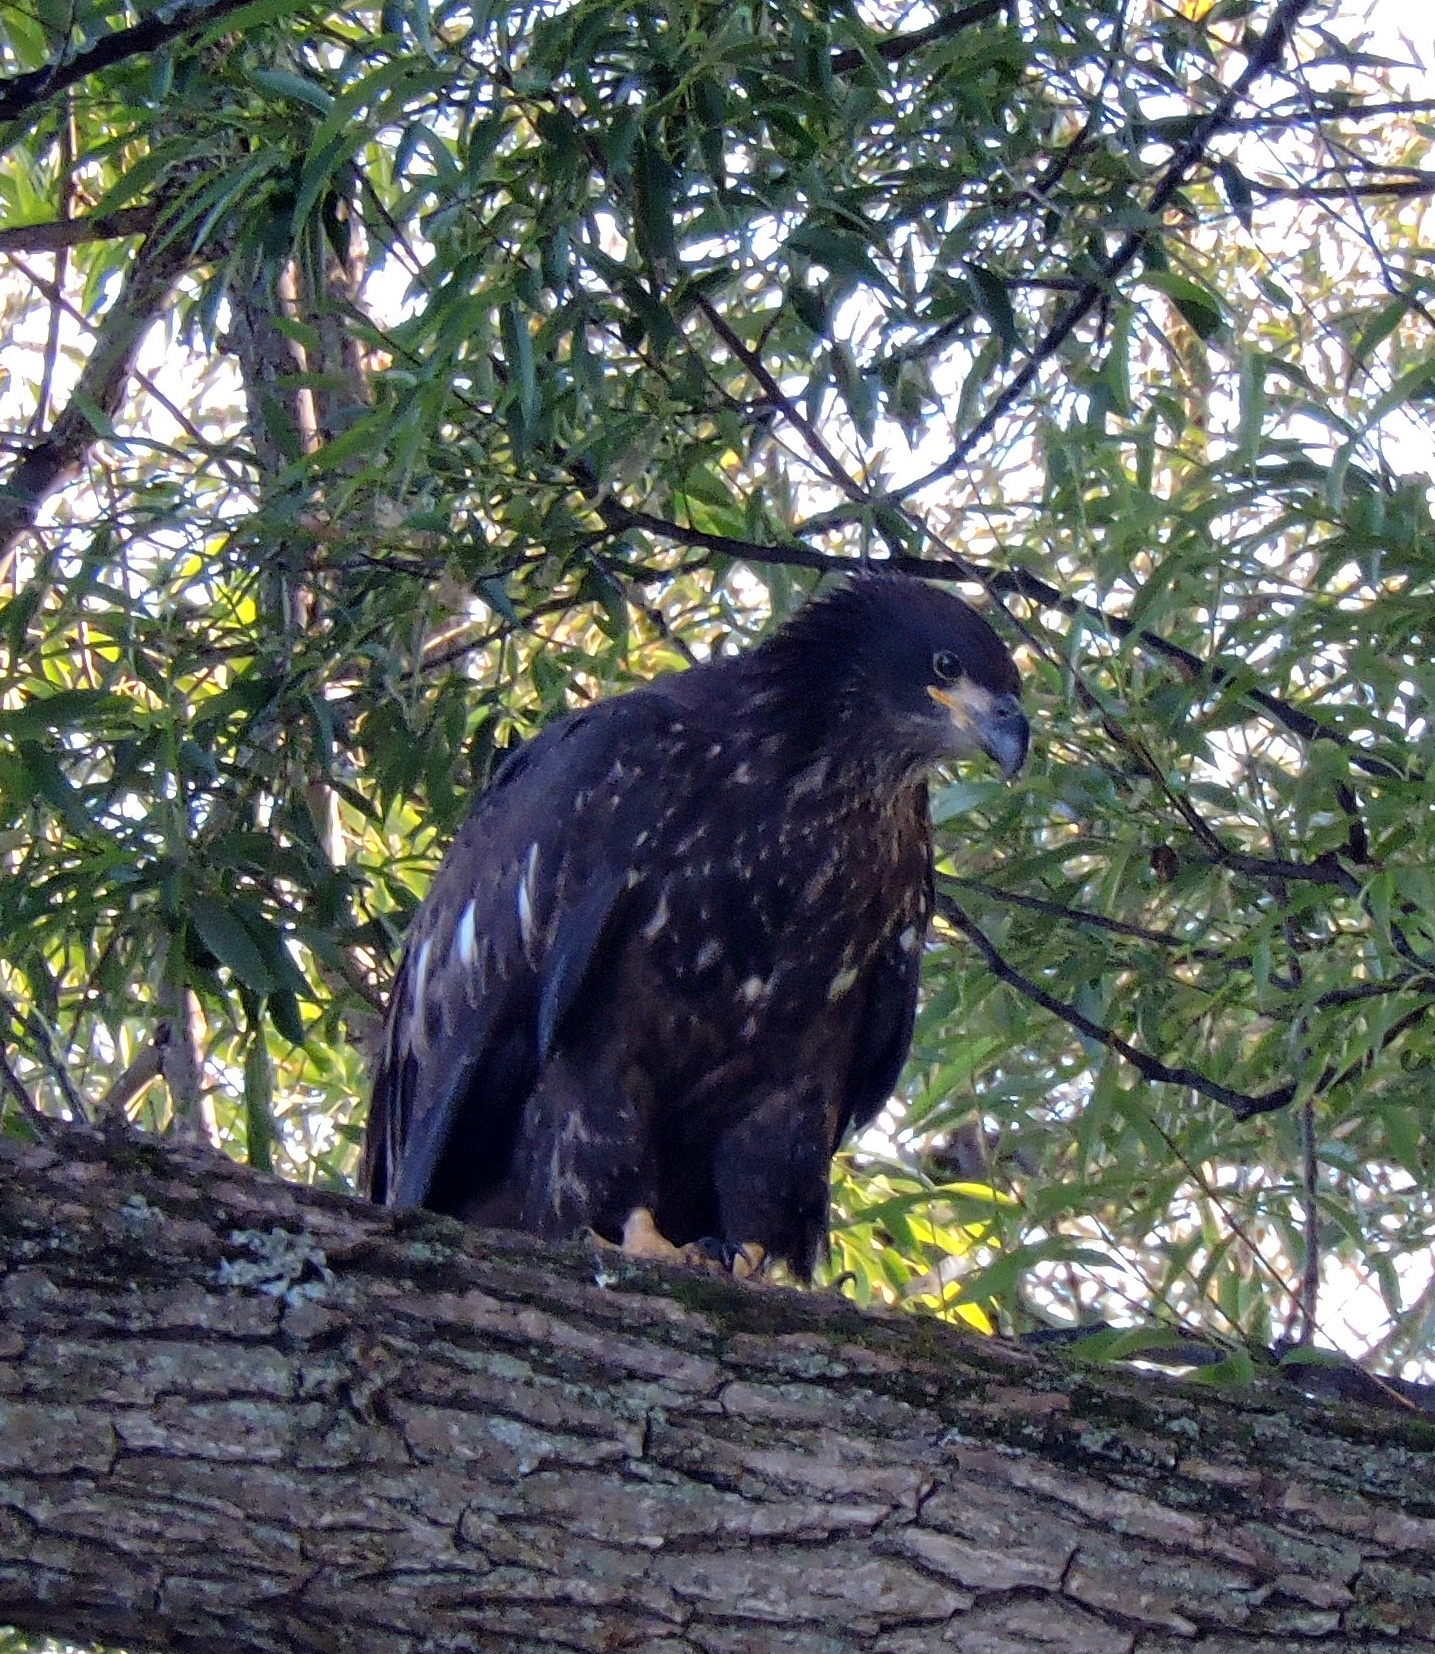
[364,574,1027,1278]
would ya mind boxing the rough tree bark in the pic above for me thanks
[1,1127,1432,1654]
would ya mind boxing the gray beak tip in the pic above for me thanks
[983,699,1029,780]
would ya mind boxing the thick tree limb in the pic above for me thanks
[2,1127,1434,1653]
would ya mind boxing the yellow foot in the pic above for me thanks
[602,1209,765,1277]
[620,1206,685,1263]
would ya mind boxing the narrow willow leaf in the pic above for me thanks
[189,896,275,995]
[244,1019,276,1172]
[249,67,335,114]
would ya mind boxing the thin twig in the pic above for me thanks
[693,293,870,506]
[592,506,1409,785]
[829,0,1006,75]
[1314,1004,1432,1099]
[0,1045,58,1139]
[97,1038,166,1121]
[942,874,1240,958]
[1295,1098,1320,1346]
[936,894,1297,1118]
[1243,175,1435,202]
[837,0,1321,513]
[30,101,71,442]
[0,989,86,1119]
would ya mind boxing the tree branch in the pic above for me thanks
[157,981,208,1142]
[976,566,1407,784]
[694,292,869,506]
[828,0,1007,76]
[96,1037,167,1120]
[593,505,1406,786]
[1314,1002,1433,1099]
[0,0,262,127]
[0,987,86,1120]
[935,894,1297,1119]
[863,0,1319,509]
[0,1046,57,1139]
[1240,173,1435,201]
[1143,96,1435,136]
[2,1127,1433,1652]
[947,877,1435,1014]
[0,228,193,559]
[0,205,157,254]
[1295,1098,1319,1347]
[941,874,1240,958]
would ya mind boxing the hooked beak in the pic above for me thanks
[979,691,1029,779]
[927,684,1029,779]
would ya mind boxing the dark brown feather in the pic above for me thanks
[364,574,1025,1277]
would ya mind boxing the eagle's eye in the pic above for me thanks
[932,650,962,683]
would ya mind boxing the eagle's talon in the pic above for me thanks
[691,1234,741,1269]
[608,1213,765,1278]
[689,1235,766,1279]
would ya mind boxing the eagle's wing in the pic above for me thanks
[843,928,923,1138]
[840,860,931,1143]
[363,691,681,1213]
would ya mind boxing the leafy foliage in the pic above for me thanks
[1,0,1433,1374]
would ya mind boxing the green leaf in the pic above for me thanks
[931,779,1002,821]
[1187,1347,1257,1388]
[0,688,133,739]
[249,67,335,114]
[786,224,886,290]
[1216,158,1253,231]
[267,988,307,1046]
[1366,359,1435,423]
[197,0,306,40]
[1236,346,1264,470]
[478,576,521,626]
[189,896,275,994]
[633,138,677,264]
[1352,296,1408,364]
[1146,271,1226,342]
[243,1019,276,1172]
[15,742,92,835]
[500,302,538,445]
[292,133,357,229]
[88,141,189,219]
[966,263,1018,354]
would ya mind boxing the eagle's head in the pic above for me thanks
[771,573,1029,779]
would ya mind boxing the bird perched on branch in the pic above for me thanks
[364,573,1027,1278]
